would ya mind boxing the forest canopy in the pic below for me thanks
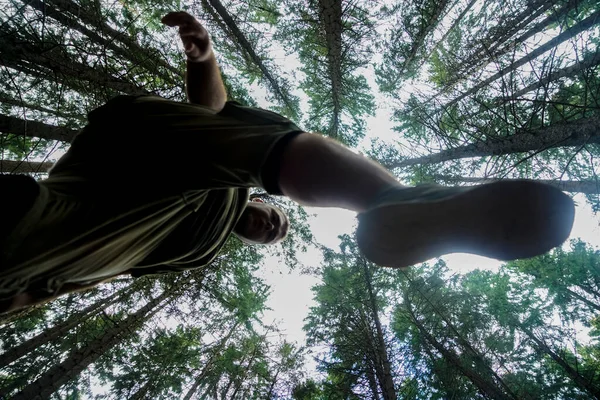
[0,0,599,398]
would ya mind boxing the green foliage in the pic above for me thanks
[506,240,600,324]
[106,327,203,398]
[2,0,600,398]
[428,27,463,88]
[304,236,402,398]
[276,0,376,145]
[376,0,453,90]
[303,236,600,398]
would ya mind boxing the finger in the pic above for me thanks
[161,11,196,27]
[181,37,209,59]
[184,42,194,53]
[181,36,195,51]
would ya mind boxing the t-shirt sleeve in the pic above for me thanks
[218,101,306,195]
[218,101,303,133]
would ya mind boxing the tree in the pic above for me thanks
[106,326,204,399]
[507,240,600,322]
[200,0,301,120]
[442,9,600,109]
[463,267,600,398]
[393,262,517,399]
[0,282,138,369]
[4,281,187,400]
[276,0,376,146]
[388,117,600,169]
[304,235,400,399]
[381,0,599,213]
[182,320,242,400]
[376,0,453,89]
[441,0,578,88]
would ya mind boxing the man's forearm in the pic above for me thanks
[186,54,227,112]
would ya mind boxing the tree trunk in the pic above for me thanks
[405,295,511,400]
[220,374,237,399]
[0,27,150,96]
[25,0,181,88]
[265,369,280,399]
[44,0,181,77]
[445,9,600,108]
[503,50,600,99]
[432,176,600,195]
[182,321,241,400]
[365,357,381,399]
[317,0,344,139]
[0,286,127,369]
[360,309,389,398]
[183,366,208,400]
[520,323,600,398]
[362,260,397,400]
[389,116,600,169]
[7,287,178,400]
[0,92,85,122]
[0,160,54,174]
[0,114,78,142]
[564,287,600,312]
[205,0,298,119]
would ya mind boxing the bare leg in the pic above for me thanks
[278,132,574,269]
[278,133,402,212]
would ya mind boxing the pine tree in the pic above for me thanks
[5,281,186,399]
[276,0,376,146]
[304,235,400,398]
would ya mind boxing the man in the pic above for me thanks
[0,12,575,312]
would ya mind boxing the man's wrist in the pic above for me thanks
[186,46,214,63]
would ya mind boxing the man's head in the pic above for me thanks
[233,200,290,245]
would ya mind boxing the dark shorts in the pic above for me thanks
[52,95,303,195]
[0,96,303,299]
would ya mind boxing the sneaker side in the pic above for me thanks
[356,180,575,269]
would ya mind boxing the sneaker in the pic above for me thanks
[356,180,575,269]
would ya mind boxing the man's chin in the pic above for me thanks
[233,230,260,245]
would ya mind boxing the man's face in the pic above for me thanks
[234,201,289,245]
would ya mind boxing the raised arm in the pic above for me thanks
[162,11,227,112]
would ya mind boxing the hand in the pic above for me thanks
[162,11,212,63]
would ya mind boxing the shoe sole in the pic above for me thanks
[356,180,575,269]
